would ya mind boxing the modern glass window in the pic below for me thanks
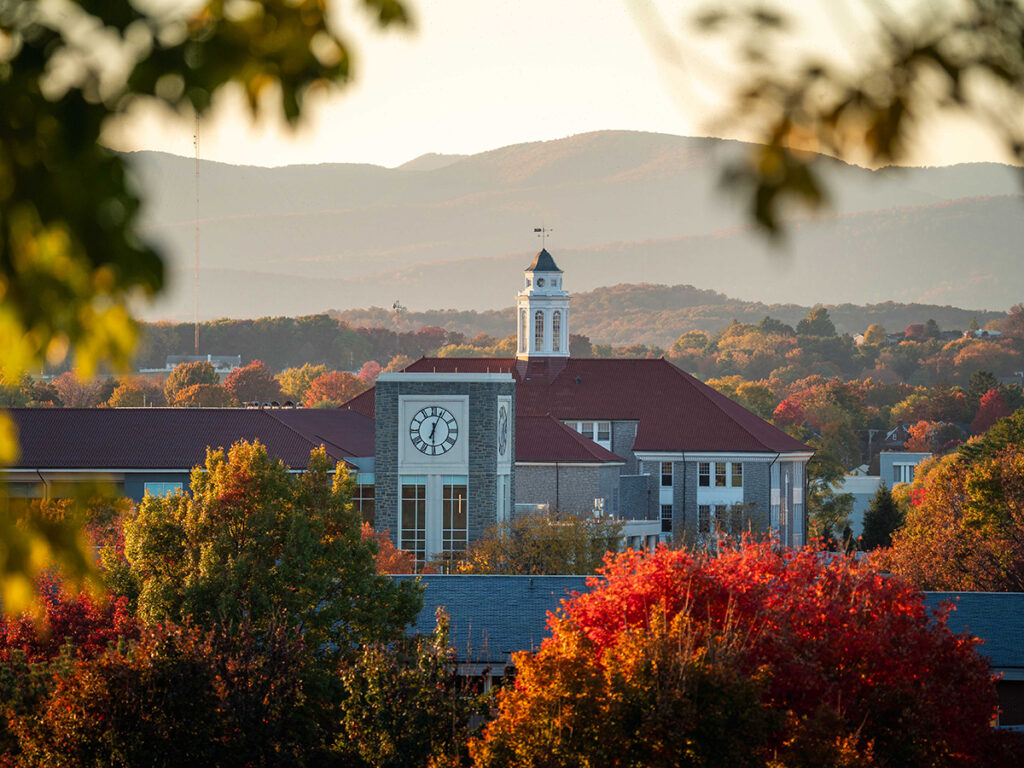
[400,476,427,569]
[698,462,711,486]
[442,475,468,556]
[534,310,544,349]
[715,462,728,487]
[143,482,182,497]
[698,504,711,533]
[519,309,526,352]
[660,504,673,533]
[731,463,743,488]
[661,462,672,488]
[552,311,561,351]
[354,475,375,527]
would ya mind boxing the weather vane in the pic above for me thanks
[533,226,553,248]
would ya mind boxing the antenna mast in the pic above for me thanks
[193,113,200,355]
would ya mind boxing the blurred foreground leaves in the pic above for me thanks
[0,0,409,612]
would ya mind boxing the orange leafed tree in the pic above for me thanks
[360,523,414,575]
[471,541,1016,767]
[304,371,369,407]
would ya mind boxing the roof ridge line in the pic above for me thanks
[262,409,347,459]
[662,360,772,450]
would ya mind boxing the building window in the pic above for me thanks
[144,482,182,497]
[661,504,672,533]
[442,475,468,557]
[699,462,710,486]
[597,422,610,445]
[519,309,526,353]
[731,463,743,488]
[534,310,544,350]
[715,505,728,530]
[715,462,727,487]
[698,504,711,533]
[893,464,915,484]
[552,311,561,351]
[568,421,612,450]
[730,506,744,535]
[354,475,375,527]
[400,476,427,569]
[661,462,672,488]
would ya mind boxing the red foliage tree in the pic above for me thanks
[904,419,936,452]
[0,575,137,664]
[357,360,382,384]
[223,360,283,403]
[304,370,369,406]
[472,542,1014,767]
[971,389,1011,435]
[361,523,415,574]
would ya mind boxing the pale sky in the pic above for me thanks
[106,0,1013,169]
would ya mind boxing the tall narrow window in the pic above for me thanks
[519,309,526,353]
[660,504,673,533]
[442,475,468,556]
[400,477,427,570]
[731,463,743,488]
[661,462,673,487]
[552,311,561,351]
[698,505,711,534]
[715,462,728,487]
[354,477,375,527]
[534,310,544,350]
[699,462,711,487]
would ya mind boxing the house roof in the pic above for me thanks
[525,248,562,273]
[7,408,372,471]
[346,357,809,454]
[924,592,1024,671]
[516,415,623,463]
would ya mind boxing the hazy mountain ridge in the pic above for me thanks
[125,130,1024,321]
[334,283,1006,349]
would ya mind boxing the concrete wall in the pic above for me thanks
[610,421,640,473]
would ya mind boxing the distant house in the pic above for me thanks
[965,329,1003,339]
[839,451,932,538]
[1,408,376,520]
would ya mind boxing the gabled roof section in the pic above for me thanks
[267,408,374,458]
[399,357,809,453]
[516,415,623,463]
[525,248,562,273]
[7,408,362,471]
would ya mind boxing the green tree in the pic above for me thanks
[863,324,887,346]
[335,610,480,768]
[117,440,421,652]
[796,307,836,338]
[457,512,623,575]
[860,482,904,550]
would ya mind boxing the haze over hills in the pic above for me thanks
[126,130,1023,321]
[334,283,1007,349]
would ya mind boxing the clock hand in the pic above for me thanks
[428,419,438,441]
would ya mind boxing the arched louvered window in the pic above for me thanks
[519,309,526,352]
[552,311,561,351]
[535,310,544,350]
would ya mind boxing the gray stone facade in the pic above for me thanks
[515,464,615,516]
[610,421,640,473]
[374,375,515,551]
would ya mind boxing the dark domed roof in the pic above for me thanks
[525,248,562,273]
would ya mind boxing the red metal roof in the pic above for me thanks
[8,408,369,471]
[346,357,809,454]
[515,415,623,463]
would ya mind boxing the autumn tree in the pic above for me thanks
[117,441,421,651]
[304,370,370,407]
[361,523,415,575]
[971,389,1011,435]
[878,441,1024,591]
[277,363,327,402]
[457,512,623,575]
[860,482,903,550]
[863,323,887,345]
[163,361,218,404]
[170,382,237,408]
[357,360,383,384]
[222,360,283,403]
[472,542,1013,767]
[50,372,116,407]
[107,377,166,407]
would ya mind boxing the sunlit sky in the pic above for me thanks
[106,0,1012,169]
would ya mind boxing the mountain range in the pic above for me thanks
[126,130,1024,322]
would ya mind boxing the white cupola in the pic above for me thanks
[516,248,569,360]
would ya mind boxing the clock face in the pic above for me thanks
[497,404,509,456]
[536,277,546,287]
[409,406,459,455]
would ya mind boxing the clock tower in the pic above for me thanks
[374,372,514,570]
[516,249,569,360]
